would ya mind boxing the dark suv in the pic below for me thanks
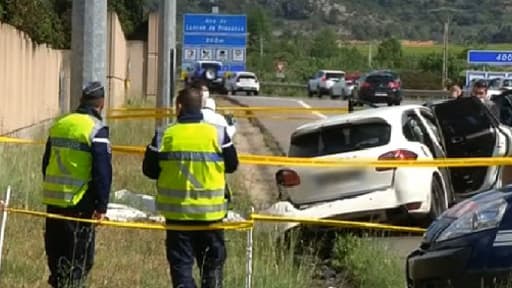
[185,61,227,94]
[353,71,402,106]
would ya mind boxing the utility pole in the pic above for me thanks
[368,42,373,68]
[442,20,449,89]
[156,0,176,129]
[70,0,107,117]
[428,7,462,89]
[211,0,219,14]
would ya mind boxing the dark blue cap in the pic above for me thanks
[82,81,105,99]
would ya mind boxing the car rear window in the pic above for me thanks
[238,74,256,80]
[325,72,345,79]
[289,122,391,157]
[366,75,395,83]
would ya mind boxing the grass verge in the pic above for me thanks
[333,234,404,288]
[0,101,318,288]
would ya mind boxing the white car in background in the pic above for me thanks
[307,70,345,98]
[274,97,512,225]
[488,78,512,98]
[225,71,260,96]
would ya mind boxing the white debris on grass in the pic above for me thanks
[107,189,246,224]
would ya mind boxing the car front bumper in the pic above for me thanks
[406,230,512,288]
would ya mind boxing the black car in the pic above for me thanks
[352,71,402,106]
[406,187,512,288]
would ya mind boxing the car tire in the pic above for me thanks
[246,91,251,96]
[254,91,259,96]
[317,87,323,98]
[307,85,314,97]
[426,175,447,225]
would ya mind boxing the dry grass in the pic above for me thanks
[0,101,318,288]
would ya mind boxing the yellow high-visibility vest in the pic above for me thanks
[42,113,104,207]
[157,122,227,221]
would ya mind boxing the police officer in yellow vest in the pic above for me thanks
[143,87,239,288]
[42,81,112,288]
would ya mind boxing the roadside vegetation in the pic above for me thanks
[333,234,404,288]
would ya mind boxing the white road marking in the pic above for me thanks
[296,100,327,119]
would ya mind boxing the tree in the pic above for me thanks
[247,5,271,57]
[107,0,146,36]
[375,37,403,68]
[310,28,338,59]
[2,0,68,48]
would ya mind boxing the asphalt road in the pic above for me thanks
[226,94,425,261]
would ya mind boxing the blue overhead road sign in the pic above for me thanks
[467,50,512,65]
[183,14,246,34]
[182,13,247,75]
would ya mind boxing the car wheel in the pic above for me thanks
[426,175,447,225]
[307,87,314,98]
[317,87,323,98]
[254,91,259,96]
[246,91,252,96]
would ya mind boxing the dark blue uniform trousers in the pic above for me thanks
[166,223,226,288]
[44,208,95,288]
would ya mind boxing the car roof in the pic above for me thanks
[235,71,256,76]
[292,105,425,136]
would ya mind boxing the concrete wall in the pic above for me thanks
[107,12,128,109]
[0,22,69,135]
[145,12,159,99]
[0,12,147,135]
[127,41,146,98]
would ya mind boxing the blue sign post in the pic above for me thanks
[467,50,512,65]
[182,13,247,77]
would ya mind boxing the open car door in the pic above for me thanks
[430,96,512,202]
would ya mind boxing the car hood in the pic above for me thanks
[422,187,512,244]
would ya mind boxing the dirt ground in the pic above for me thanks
[216,97,279,211]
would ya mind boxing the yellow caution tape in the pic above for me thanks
[2,136,512,167]
[5,207,254,231]
[0,136,45,145]
[106,112,340,120]
[2,207,425,234]
[108,106,349,113]
[250,213,426,234]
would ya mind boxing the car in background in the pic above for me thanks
[275,97,512,225]
[406,187,512,288]
[185,60,227,94]
[351,70,402,106]
[488,77,512,98]
[307,70,346,98]
[225,71,260,96]
[331,72,361,100]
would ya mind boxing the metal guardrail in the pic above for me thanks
[260,81,449,100]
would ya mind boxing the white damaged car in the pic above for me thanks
[268,97,512,228]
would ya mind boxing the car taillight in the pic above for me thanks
[361,81,371,88]
[388,81,400,89]
[321,75,326,82]
[275,169,300,187]
[376,149,417,171]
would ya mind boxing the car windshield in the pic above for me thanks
[289,122,391,157]
[488,79,502,89]
[325,72,344,79]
